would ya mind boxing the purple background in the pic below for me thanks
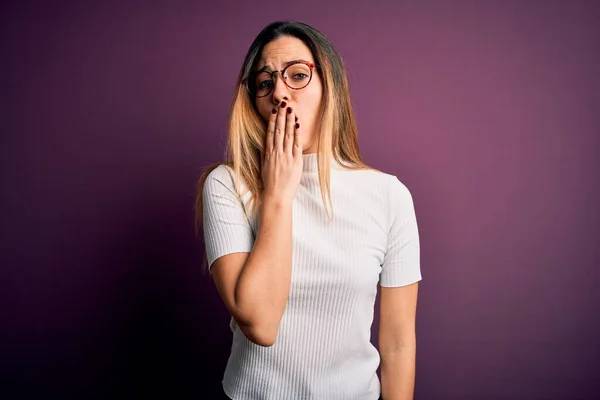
[2,0,599,398]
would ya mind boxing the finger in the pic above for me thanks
[292,118,302,158]
[274,103,287,153]
[265,107,277,154]
[284,106,295,156]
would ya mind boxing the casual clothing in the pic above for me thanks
[203,153,422,400]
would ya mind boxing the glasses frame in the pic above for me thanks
[247,61,318,98]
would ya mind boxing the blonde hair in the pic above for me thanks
[195,21,373,236]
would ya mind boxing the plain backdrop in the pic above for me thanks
[2,0,599,398]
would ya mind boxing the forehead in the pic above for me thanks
[257,36,314,69]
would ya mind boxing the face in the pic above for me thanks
[253,35,323,153]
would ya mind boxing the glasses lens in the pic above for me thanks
[252,63,313,97]
[254,72,273,97]
[283,63,312,89]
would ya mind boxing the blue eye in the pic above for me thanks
[258,80,273,90]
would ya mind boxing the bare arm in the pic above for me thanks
[209,103,302,347]
[211,195,293,346]
[379,282,419,400]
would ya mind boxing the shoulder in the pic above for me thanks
[379,172,417,225]
[203,164,238,197]
[338,166,415,210]
[203,163,254,208]
[356,168,415,211]
[385,173,414,206]
[206,163,234,181]
[346,167,413,197]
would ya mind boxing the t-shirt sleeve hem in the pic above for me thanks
[207,244,254,273]
[379,268,422,288]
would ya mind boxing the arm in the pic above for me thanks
[205,104,301,347]
[379,175,422,399]
[379,282,419,400]
[210,195,293,347]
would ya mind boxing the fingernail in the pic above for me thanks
[280,101,287,108]
[295,123,300,129]
[295,116,298,122]
[272,108,277,114]
[287,107,292,114]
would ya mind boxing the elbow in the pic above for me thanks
[232,303,281,347]
[240,323,278,347]
[248,332,277,347]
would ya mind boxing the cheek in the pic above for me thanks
[256,101,271,122]
[300,88,322,121]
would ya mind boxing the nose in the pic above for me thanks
[271,72,290,105]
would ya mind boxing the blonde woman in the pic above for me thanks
[196,20,422,400]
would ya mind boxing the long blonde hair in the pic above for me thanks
[195,21,373,235]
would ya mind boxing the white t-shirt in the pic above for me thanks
[202,153,422,400]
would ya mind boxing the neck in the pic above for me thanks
[301,151,346,173]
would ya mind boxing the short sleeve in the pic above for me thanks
[380,176,422,287]
[202,165,255,272]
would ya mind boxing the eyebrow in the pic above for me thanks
[256,59,310,72]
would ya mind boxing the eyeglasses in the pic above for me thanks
[247,61,318,98]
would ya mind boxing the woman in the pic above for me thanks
[195,20,421,400]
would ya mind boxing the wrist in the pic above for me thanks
[261,193,294,210]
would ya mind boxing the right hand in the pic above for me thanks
[261,102,303,204]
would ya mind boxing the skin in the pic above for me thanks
[210,34,418,399]
[255,35,323,154]
[210,35,317,346]
[380,282,419,400]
